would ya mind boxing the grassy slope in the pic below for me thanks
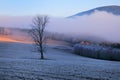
[0,42,120,80]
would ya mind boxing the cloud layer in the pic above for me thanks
[48,11,120,43]
[0,11,120,43]
[0,16,32,28]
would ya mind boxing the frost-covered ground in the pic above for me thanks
[0,42,120,80]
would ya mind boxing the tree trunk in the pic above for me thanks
[41,51,44,59]
[40,44,44,59]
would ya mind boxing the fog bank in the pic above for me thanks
[0,11,120,43]
[48,11,120,43]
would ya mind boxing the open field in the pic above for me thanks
[0,42,120,80]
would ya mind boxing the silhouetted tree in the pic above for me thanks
[31,15,49,59]
[0,27,4,34]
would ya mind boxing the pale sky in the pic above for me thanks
[0,0,120,17]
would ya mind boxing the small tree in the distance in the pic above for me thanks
[31,15,49,59]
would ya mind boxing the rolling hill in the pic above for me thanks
[69,5,120,17]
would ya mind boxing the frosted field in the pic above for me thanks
[0,42,120,80]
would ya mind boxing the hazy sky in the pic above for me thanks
[0,0,120,17]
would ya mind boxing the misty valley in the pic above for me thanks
[0,3,120,80]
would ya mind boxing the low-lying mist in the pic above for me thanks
[0,11,120,43]
[48,11,120,43]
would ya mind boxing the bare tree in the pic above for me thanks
[31,15,49,59]
[0,27,4,35]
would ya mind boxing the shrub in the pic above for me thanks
[73,44,120,61]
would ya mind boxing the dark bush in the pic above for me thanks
[110,43,120,49]
[73,44,120,61]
